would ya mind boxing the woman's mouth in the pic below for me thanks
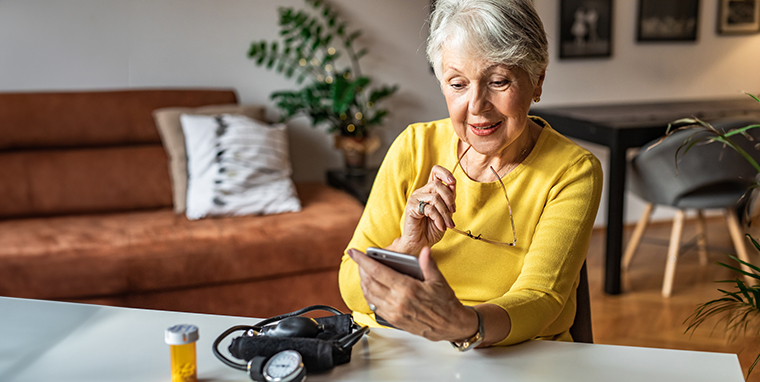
[469,121,501,136]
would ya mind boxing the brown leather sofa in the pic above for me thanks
[0,89,363,318]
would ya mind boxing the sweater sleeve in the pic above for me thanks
[338,127,416,314]
[492,153,603,345]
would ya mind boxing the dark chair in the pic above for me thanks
[569,261,593,343]
[622,118,760,297]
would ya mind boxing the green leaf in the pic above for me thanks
[355,48,368,59]
[348,30,362,42]
[723,124,760,138]
[369,85,398,104]
[367,109,389,126]
[718,255,760,280]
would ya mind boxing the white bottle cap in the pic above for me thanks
[165,324,199,345]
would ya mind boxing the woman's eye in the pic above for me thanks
[491,80,509,88]
[449,83,466,90]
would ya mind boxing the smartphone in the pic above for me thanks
[366,247,424,281]
[365,247,424,328]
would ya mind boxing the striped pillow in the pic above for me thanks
[180,114,301,220]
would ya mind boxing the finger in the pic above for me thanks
[428,166,457,212]
[430,178,457,215]
[417,193,454,229]
[429,165,456,189]
[349,249,393,312]
[349,248,412,289]
[418,246,446,284]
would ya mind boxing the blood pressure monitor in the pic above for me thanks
[262,350,306,382]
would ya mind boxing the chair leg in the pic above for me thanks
[623,203,655,271]
[696,210,709,266]
[662,209,685,298]
[725,208,755,285]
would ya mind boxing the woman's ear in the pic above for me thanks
[533,70,546,101]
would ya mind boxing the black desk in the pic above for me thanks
[531,97,760,295]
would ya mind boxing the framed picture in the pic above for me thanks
[637,0,700,41]
[559,0,613,59]
[718,0,760,34]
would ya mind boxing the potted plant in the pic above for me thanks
[665,93,760,378]
[248,0,397,173]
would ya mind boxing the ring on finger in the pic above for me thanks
[369,303,377,312]
[418,200,428,215]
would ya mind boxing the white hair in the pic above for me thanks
[427,0,549,85]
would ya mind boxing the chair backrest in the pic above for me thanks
[569,261,593,343]
[629,118,760,209]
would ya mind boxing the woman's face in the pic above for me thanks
[441,47,544,157]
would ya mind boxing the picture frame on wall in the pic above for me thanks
[718,0,760,34]
[637,0,700,42]
[559,0,613,59]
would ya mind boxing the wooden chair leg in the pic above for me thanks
[696,209,708,266]
[662,209,685,298]
[725,208,755,284]
[623,203,655,271]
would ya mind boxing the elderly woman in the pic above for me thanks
[338,0,603,349]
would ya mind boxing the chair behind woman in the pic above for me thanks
[623,118,760,297]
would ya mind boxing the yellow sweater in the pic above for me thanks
[338,117,603,345]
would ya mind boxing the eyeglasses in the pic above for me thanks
[448,145,517,246]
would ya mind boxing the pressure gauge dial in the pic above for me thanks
[262,350,306,382]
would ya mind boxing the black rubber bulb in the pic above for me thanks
[264,316,323,338]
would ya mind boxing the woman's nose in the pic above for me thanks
[468,86,492,115]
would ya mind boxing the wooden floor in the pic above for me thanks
[589,215,760,381]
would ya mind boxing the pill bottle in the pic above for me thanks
[165,324,199,382]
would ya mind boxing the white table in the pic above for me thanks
[0,297,745,382]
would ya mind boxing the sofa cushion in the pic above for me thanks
[181,114,301,220]
[153,104,266,213]
[0,90,238,150]
[0,182,363,300]
[0,145,172,218]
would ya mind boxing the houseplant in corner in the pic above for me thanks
[666,93,760,378]
[248,0,398,173]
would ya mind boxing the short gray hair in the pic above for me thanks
[426,0,549,85]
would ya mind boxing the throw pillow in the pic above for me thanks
[153,104,266,214]
[180,113,301,220]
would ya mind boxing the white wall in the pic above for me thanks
[1,0,758,226]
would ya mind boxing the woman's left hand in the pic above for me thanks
[348,246,479,342]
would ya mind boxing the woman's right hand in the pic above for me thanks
[391,165,457,254]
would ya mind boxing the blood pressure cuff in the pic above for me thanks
[228,314,355,373]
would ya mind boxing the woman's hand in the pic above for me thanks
[391,166,457,255]
[349,246,479,343]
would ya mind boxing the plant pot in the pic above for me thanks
[334,135,380,175]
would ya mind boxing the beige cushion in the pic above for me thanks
[153,104,266,213]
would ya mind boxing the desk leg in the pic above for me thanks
[605,144,626,295]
